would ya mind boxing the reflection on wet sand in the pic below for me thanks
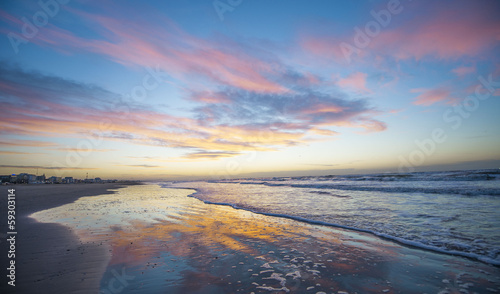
[32,185,500,293]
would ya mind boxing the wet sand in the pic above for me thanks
[0,183,137,294]
[26,184,500,293]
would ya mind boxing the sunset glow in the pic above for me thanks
[1,0,499,180]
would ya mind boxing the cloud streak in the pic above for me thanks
[5,9,288,94]
[0,151,46,155]
[411,87,457,106]
[0,165,98,170]
[337,72,371,93]
[301,1,500,62]
[116,164,161,168]
[0,139,59,147]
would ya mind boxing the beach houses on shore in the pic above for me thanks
[0,173,117,185]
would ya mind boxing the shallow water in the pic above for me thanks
[31,184,500,293]
[169,169,500,265]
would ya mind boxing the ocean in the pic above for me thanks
[167,169,500,266]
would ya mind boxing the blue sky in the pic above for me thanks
[0,0,499,179]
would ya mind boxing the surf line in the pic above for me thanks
[169,186,500,267]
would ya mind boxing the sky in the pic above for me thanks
[0,0,499,180]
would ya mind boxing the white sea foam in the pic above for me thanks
[165,169,500,266]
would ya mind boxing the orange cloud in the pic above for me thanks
[0,8,389,162]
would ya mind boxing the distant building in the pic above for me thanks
[36,174,46,183]
[48,176,62,184]
[16,173,30,184]
[0,175,11,183]
[28,174,37,183]
[2,172,114,184]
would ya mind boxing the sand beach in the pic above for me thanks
[2,184,499,293]
[0,183,135,294]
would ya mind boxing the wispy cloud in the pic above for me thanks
[192,87,385,133]
[301,1,500,62]
[0,5,389,163]
[115,164,161,168]
[0,151,46,155]
[372,2,500,60]
[0,139,59,147]
[337,72,371,93]
[303,163,340,167]
[452,65,476,77]
[3,8,288,94]
[0,53,386,160]
[127,156,159,160]
[52,148,117,152]
[411,87,457,106]
[0,165,98,170]
[182,151,241,160]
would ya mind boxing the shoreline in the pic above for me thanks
[0,183,138,294]
[185,191,500,267]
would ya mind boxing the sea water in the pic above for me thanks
[167,169,500,265]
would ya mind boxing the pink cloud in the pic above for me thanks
[356,118,387,133]
[1,10,288,95]
[411,87,457,106]
[189,91,233,104]
[371,3,500,60]
[452,65,476,77]
[337,72,371,93]
[62,13,287,93]
[300,36,348,62]
[301,1,500,62]
[1,64,387,155]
